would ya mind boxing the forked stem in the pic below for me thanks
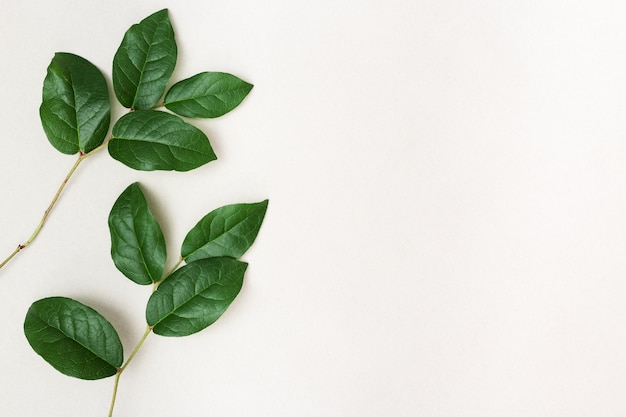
[107,255,185,416]
[108,325,152,417]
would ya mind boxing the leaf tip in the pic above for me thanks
[150,8,171,22]
[258,199,269,213]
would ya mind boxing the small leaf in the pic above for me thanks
[113,9,177,110]
[108,183,166,284]
[164,72,253,118]
[40,52,110,154]
[146,258,247,337]
[24,297,123,380]
[181,200,268,262]
[109,110,216,171]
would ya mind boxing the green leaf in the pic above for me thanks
[181,200,268,262]
[146,258,247,337]
[24,297,123,380]
[112,9,177,110]
[108,110,216,171]
[164,72,253,118]
[40,52,111,155]
[108,183,166,284]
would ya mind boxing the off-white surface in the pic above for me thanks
[2,1,626,416]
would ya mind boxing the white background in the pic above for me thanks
[1,1,626,416]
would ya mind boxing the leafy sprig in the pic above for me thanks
[1,9,253,272]
[24,183,268,416]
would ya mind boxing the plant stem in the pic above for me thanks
[0,154,84,271]
[0,143,107,273]
[121,325,152,372]
[0,245,21,270]
[107,371,122,417]
[169,256,184,275]
[107,255,170,417]
[154,256,184,290]
[108,324,152,417]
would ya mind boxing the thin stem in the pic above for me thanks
[121,325,152,372]
[85,137,110,155]
[154,256,184,290]
[0,154,83,271]
[0,141,108,273]
[24,154,84,245]
[165,256,184,278]
[107,371,122,417]
[0,245,21,270]
[108,226,184,415]
[108,325,152,417]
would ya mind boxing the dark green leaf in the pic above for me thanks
[146,258,247,337]
[40,52,110,154]
[108,183,166,284]
[181,200,268,262]
[108,110,216,171]
[164,72,253,118]
[24,297,123,380]
[112,9,177,110]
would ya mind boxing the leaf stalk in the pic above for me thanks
[154,256,184,290]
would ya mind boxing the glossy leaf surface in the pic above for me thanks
[113,9,177,110]
[146,258,247,336]
[182,200,268,262]
[24,297,123,380]
[109,183,166,284]
[40,52,110,154]
[109,110,216,171]
[164,72,253,118]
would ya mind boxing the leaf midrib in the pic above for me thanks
[133,205,161,282]
[132,17,168,109]
[186,212,257,260]
[150,268,237,328]
[166,86,249,107]
[110,135,209,155]
[155,282,229,327]
[110,216,154,284]
[30,312,117,368]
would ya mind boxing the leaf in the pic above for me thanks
[39,52,111,155]
[112,9,177,110]
[24,297,123,380]
[164,72,253,118]
[146,258,247,337]
[181,200,268,262]
[108,183,166,284]
[108,110,216,171]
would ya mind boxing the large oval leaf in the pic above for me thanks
[108,110,216,171]
[109,183,166,284]
[112,9,177,110]
[146,258,247,337]
[164,72,253,118]
[24,297,123,380]
[182,200,268,262]
[40,52,111,154]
